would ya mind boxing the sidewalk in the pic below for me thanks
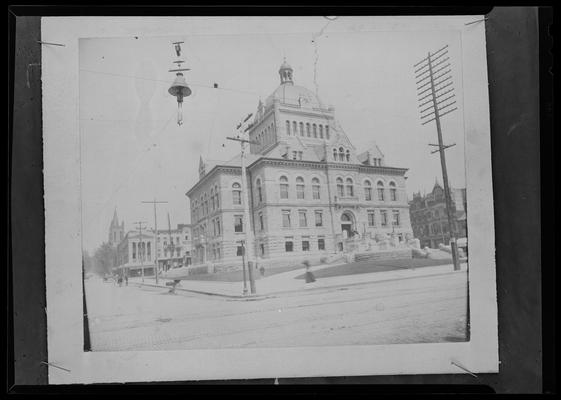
[130,261,468,299]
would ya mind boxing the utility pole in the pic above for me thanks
[142,199,168,284]
[227,112,259,295]
[414,44,460,272]
[167,212,175,271]
[133,221,147,282]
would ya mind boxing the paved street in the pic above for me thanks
[85,270,468,351]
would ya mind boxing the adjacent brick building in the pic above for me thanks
[409,181,467,249]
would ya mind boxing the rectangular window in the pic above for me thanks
[312,185,320,199]
[237,246,244,256]
[282,210,291,228]
[259,213,264,231]
[368,211,376,227]
[391,188,397,201]
[234,215,244,232]
[285,240,293,252]
[378,188,385,201]
[381,210,388,226]
[318,238,325,250]
[260,243,265,256]
[365,188,372,201]
[299,210,307,227]
[315,211,323,227]
[132,242,137,260]
[392,210,400,226]
[296,184,304,199]
[280,184,289,199]
[217,219,221,235]
[233,191,241,205]
[302,240,310,251]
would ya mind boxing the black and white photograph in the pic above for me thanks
[41,16,498,383]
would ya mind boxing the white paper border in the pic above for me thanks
[42,16,498,384]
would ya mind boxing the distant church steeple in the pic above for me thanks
[108,208,124,246]
[278,58,294,85]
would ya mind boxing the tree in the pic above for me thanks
[92,242,117,276]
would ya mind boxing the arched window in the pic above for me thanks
[364,180,372,201]
[293,121,297,135]
[279,176,289,199]
[325,125,330,140]
[312,177,320,199]
[232,182,242,205]
[210,188,215,210]
[313,124,317,138]
[336,177,344,197]
[306,123,311,137]
[256,178,263,203]
[147,242,151,260]
[204,193,209,215]
[214,185,220,209]
[319,125,323,138]
[377,181,385,201]
[339,147,345,161]
[286,120,291,136]
[333,148,337,160]
[345,149,350,162]
[299,122,304,136]
[346,178,354,197]
[389,181,397,201]
[296,177,305,199]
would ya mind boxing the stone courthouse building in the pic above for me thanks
[186,61,413,272]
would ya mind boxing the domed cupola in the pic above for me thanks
[278,58,294,85]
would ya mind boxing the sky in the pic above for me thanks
[79,17,467,253]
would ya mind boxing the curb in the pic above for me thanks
[133,267,467,299]
[133,281,266,300]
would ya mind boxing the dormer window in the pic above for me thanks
[338,147,345,161]
[345,150,350,162]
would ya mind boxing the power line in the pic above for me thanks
[80,68,259,96]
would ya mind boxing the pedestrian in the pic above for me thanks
[118,275,123,287]
[259,265,265,277]
[124,274,128,286]
[303,260,315,283]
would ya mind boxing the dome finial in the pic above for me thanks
[278,58,294,85]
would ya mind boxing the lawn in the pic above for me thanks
[294,257,455,280]
[178,263,306,282]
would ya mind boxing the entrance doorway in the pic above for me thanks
[341,212,354,238]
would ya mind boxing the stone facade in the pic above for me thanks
[186,61,414,272]
[409,181,467,249]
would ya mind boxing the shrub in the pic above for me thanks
[302,260,310,268]
[320,256,328,264]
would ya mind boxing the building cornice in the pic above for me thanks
[187,158,409,197]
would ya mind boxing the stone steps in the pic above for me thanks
[354,249,413,263]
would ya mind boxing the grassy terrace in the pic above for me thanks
[178,263,306,282]
[293,257,456,280]
[177,257,458,282]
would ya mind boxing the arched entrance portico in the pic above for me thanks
[340,211,356,238]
